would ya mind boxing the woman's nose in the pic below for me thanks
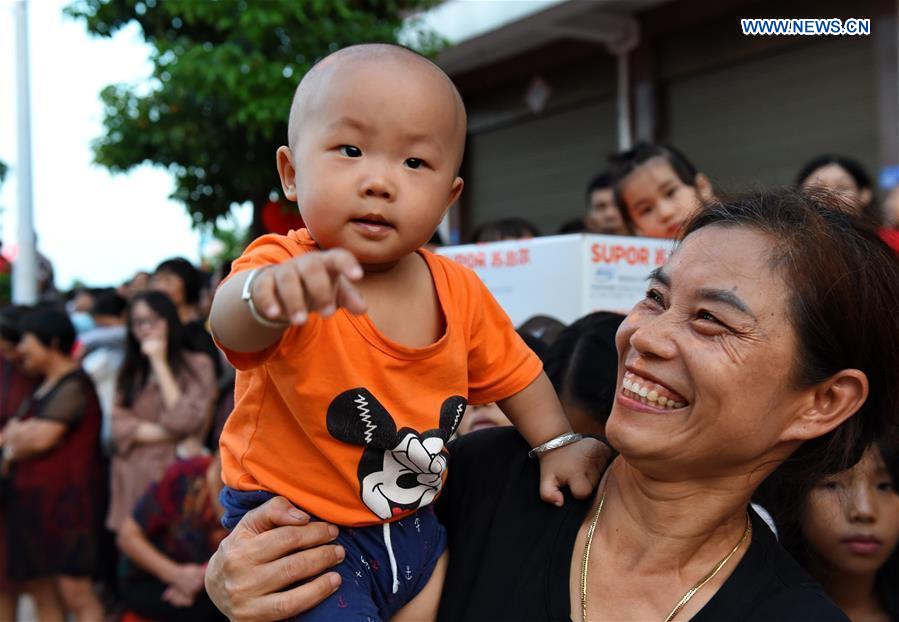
[627,311,678,361]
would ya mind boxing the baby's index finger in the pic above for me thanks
[322,248,364,280]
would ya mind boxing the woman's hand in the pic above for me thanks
[165,562,206,605]
[140,323,168,362]
[205,496,345,622]
[141,336,166,361]
[162,585,197,608]
[133,421,175,445]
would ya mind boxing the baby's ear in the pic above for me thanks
[445,177,464,209]
[276,146,298,201]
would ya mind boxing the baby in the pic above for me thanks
[210,43,605,621]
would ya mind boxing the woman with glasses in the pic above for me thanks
[107,290,217,534]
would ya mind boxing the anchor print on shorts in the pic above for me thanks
[326,389,467,520]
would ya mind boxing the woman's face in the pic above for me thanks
[607,226,811,479]
[150,270,186,307]
[130,300,167,344]
[801,446,899,577]
[618,158,707,239]
[16,333,52,375]
[801,164,871,213]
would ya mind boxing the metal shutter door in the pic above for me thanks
[465,100,617,235]
[664,36,877,191]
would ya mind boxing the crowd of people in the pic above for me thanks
[469,144,899,260]
[0,41,898,622]
[0,258,232,621]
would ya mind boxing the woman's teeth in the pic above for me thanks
[622,377,685,409]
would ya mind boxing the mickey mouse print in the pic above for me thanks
[327,389,467,520]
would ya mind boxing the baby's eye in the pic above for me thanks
[404,158,425,169]
[339,145,362,158]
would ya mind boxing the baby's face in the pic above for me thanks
[281,58,464,270]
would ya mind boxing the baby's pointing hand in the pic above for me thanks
[252,249,367,326]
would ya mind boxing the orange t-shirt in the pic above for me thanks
[217,229,543,527]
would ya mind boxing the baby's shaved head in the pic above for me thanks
[286,44,466,166]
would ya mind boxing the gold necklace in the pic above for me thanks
[579,491,752,622]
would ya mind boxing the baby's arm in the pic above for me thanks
[498,373,609,506]
[210,248,367,353]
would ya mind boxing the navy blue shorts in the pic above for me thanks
[220,487,446,621]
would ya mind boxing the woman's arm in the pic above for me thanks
[117,516,206,601]
[149,355,183,412]
[2,417,66,462]
[156,355,217,437]
[111,404,174,453]
[204,496,344,621]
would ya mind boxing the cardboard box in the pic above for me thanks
[437,234,675,326]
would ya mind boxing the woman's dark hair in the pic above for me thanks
[0,306,29,345]
[90,291,127,318]
[18,307,76,355]
[796,154,873,194]
[517,315,567,351]
[469,218,540,243]
[544,312,625,427]
[154,257,201,305]
[558,218,588,234]
[763,440,899,619]
[683,188,899,482]
[608,142,701,224]
[795,154,878,222]
[117,290,191,407]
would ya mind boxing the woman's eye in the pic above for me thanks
[339,145,362,157]
[820,481,840,491]
[404,158,425,169]
[697,310,721,324]
[644,288,665,307]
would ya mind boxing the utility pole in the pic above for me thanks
[14,0,37,304]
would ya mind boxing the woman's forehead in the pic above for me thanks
[663,227,784,299]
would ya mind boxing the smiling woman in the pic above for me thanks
[203,188,899,622]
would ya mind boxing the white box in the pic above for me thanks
[437,234,675,326]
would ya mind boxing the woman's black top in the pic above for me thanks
[435,427,848,622]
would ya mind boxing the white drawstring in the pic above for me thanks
[383,522,399,594]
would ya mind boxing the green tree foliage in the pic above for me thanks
[66,0,444,230]
[0,160,7,186]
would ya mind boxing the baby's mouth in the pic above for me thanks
[352,214,394,228]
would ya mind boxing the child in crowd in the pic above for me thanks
[210,43,604,621]
[770,442,899,622]
[609,142,714,239]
